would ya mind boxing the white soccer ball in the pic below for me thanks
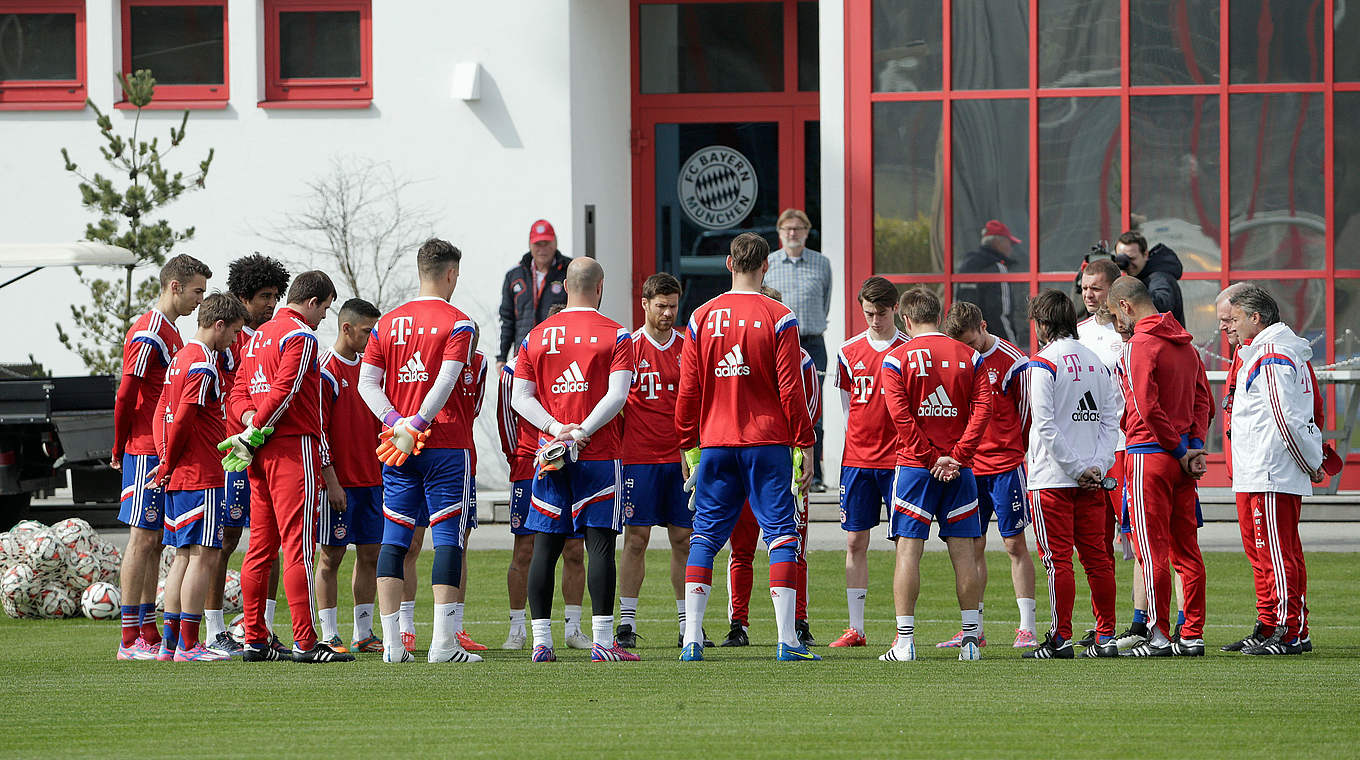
[80,581,120,620]
[92,542,122,583]
[24,531,69,581]
[66,550,102,589]
[223,570,242,613]
[9,519,45,538]
[1,564,38,616]
[158,545,175,579]
[36,585,77,618]
[50,518,95,554]
[155,579,165,612]
[227,612,246,644]
[1,592,23,618]
[0,531,24,566]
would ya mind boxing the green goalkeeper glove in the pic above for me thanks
[218,425,273,472]
[791,447,805,497]
[682,447,702,511]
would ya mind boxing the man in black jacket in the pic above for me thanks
[1115,231,1185,327]
[955,220,1024,349]
[497,219,571,370]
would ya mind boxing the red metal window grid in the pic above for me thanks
[260,0,372,109]
[118,0,229,110]
[0,1,87,111]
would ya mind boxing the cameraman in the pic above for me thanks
[1114,231,1185,326]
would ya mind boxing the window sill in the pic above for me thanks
[0,101,87,111]
[114,100,229,111]
[258,99,372,110]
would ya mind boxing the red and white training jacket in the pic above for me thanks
[1230,322,1324,496]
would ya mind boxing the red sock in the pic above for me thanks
[139,603,161,646]
[179,613,201,650]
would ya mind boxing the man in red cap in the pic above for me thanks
[955,220,1025,349]
[497,219,571,373]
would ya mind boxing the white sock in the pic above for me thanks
[564,604,582,636]
[432,602,457,648]
[847,588,867,635]
[772,586,798,647]
[683,582,710,646]
[619,597,638,628]
[675,598,686,632]
[961,608,980,639]
[509,608,526,634]
[592,615,613,647]
[204,609,226,639]
[531,618,553,649]
[353,603,374,640]
[263,599,277,633]
[399,600,416,635]
[453,602,465,632]
[318,607,339,641]
[978,601,985,638]
[380,612,400,652]
[895,615,915,650]
[1017,597,1037,633]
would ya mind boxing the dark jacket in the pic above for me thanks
[1136,243,1185,327]
[955,244,1021,347]
[498,251,571,362]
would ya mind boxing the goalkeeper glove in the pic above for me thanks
[535,439,578,479]
[791,447,805,497]
[218,425,273,472]
[682,447,701,511]
[376,416,431,467]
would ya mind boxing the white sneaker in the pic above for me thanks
[879,639,916,661]
[958,636,982,661]
[383,646,414,663]
[428,642,483,663]
[565,630,592,650]
[502,629,527,650]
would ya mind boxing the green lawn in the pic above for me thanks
[1,548,1357,759]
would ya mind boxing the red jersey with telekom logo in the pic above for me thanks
[320,348,381,488]
[497,354,536,481]
[622,327,685,465]
[445,350,488,463]
[970,335,1030,475]
[362,296,475,450]
[152,341,225,491]
[881,332,992,469]
[119,308,185,456]
[220,325,254,435]
[834,330,909,469]
[514,307,634,461]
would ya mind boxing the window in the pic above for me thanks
[119,0,228,108]
[262,0,372,108]
[0,2,86,110]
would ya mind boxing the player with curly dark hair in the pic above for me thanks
[227,253,290,329]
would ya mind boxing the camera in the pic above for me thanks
[1083,240,1132,271]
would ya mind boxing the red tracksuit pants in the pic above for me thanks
[1101,451,1125,553]
[242,434,321,649]
[1029,487,1117,641]
[727,497,809,625]
[1124,452,1206,639]
[1236,492,1309,640]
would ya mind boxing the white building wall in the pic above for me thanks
[818,0,847,482]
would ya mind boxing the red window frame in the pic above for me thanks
[845,0,1359,488]
[0,1,87,111]
[261,0,372,109]
[118,0,229,110]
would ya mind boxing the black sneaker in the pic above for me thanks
[269,633,292,658]
[676,628,714,647]
[616,624,638,649]
[1022,633,1074,659]
[1172,637,1205,656]
[720,622,749,647]
[1301,635,1313,652]
[1114,622,1149,650]
[1221,621,1273,652]
[210,631,244,658]
[702,628,715,648]
[795,619,817,648]
[1081,637,1119,658]
[292,641,356,663]
[243,641,290,662]
[1243,632,1303,656]
[1076,629,1097,648]
[1120,639,1172,657]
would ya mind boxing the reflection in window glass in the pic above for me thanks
[130,5,224,85]
[640,3,783,93]
[1038,97,1119,272]
[1130,0,1219,85]
[1337,2,1360,82]
[872,0,942,92]
[1336,280,1360,447]
[872,101,942,274]
[1229,0,1324,83]
[951,0,1026,90]
[279,11,361,79]
[804,120,822,253]
[0,13,77,81]
[1131,96,1221,272]
[953,99,1028,269]
[798,1,818,91]
[1333,94,1360,260]
[1038,0,1119,87]
[1229,94,1325,270]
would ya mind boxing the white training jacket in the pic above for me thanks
[1077,315,1126,452]
[1026,337,1121,490]
[1230,321,1323,496]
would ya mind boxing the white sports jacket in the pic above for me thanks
[1026,337,1121,490]
[1230,322,1323,496]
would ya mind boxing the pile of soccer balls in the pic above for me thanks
[0,518,122,619]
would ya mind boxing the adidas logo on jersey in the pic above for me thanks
[1072,390,1102,422]
[550,361,590,393]
[714,344,751,377]
[917,386,957,417]
[853,360,866,370]
[249,365,269,394]
[397,351,429,383]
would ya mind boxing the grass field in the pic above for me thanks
[2,547,1358,759]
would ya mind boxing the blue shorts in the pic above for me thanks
[467,479,478,531]
[318,485,384,546]
[222,470,250,527]
[976,466,1030,538]
[118,453,164,531]
[162,488,225,549]
[691,446,798,548]
[621,462,692,529]
[839,466,893,532]
[509,479,533,536]
[381,448,472,550]
[527,459,622,535]
[888,466,981,541]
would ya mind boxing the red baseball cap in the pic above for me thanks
[983,219,1022,244]
[529,219,556,244]
[1321,444,1343,476]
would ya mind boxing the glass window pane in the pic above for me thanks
[804,120,822,253]
[953,98,1028,270]
[1229,93,1325,270]
[798,1,818,91]
[130,5,224,85]
[0,13,77,81]
[1230,0,1324,83]
[1337,3,1360,82]
[1180,279,1227,356]
[872,0,942,92]
[1130,0,1219,86]
[872,101,943,274]
[279,11,361,79]
[1038,0,1119,88]
[1131,95,1222,272]
[1038,96,1120,272]
[640,3,783,94]
[951,0,1027,90]
[1334,94,1360,260]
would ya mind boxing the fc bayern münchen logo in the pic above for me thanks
[677,145,759,230]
